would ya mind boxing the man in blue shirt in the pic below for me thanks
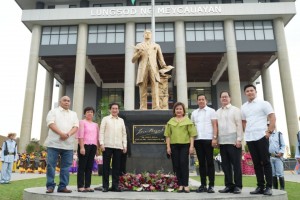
[0,133,18,184]
[268,126,285,190]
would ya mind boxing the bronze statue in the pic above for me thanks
[132,30,173,110]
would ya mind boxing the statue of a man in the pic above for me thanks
[132,30,167,110]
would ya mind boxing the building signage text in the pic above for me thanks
[90,6,222,17]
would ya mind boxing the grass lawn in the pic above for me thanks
[0,174,299,200]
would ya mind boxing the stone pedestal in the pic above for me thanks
[119,110,173,173]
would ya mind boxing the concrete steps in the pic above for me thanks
[23,186,287,200]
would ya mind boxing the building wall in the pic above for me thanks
[66,83,98,117]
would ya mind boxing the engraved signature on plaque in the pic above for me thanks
[133,125,165,144]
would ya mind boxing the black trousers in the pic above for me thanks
[77,144,97,188]
[194,140,215,187]
[170,144,190,186]
[247,136,272,188]
[102,147,122,189]
[120,152,127,175]
[219,144,242,188]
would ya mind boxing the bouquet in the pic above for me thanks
[119,171,178,192]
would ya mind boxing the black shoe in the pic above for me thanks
[207,186,215,193]
[233,187,242,194]
[94,186,103,191]
[250,187,264,195]
[102,187,108,192]
[218,187,233,193]
[196,185,207,193]
[109,187,122,192]
[263,187,272,196]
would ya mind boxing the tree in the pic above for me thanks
[96,96,124,124]
[25,138,46,154]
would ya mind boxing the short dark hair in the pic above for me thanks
[172,102,186,117]
[83,107,95,114]
[109,102,120,109]
[197,94,206,100]
[219,91,231,98]
[244,84,256,92]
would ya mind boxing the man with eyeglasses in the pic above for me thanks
[216,91,243,194]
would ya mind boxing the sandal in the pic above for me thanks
[85,188,94,192]
[177,186,184,193]
[78,188,86,192]
[184,187,190,193]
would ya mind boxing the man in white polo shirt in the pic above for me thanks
[191,94,218,193]
[44,96,79,194]
[241,84,276,196]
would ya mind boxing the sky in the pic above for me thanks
[0,1,299,146]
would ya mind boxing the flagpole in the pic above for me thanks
[151,0,155,42]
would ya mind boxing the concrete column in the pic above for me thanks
[175,21,188,107]
[19,25,42,153]
[39,71,54,144]
[124,22,135,110]
[224,19,242,108]
[261,67,274,107]
[73,23,88,118]
[58,83,66,101]
[274,18,299,147]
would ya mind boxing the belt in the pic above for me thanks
[270,153,280,158]
[8,153,15,155]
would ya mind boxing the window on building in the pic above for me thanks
[235,21,275,40]
[188,87,212,108]
[88,24,125,44]
[102,88,124,107]
[136,23,174,42]
[234,0,243,3]
[41,26,77,45]
[139,1,171,5]
[93,3,123,7]
[185,22,224,41]
[221,0,232,4]
[48,5,55,9]
[187,0,218,4]
[69,5,77,8]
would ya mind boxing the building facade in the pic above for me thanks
[16,0,298,152]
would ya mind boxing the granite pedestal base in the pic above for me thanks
[119,110,173,173]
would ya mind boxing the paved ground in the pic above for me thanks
[8,170,300,183]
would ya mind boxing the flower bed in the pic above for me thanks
[119,172,179,192]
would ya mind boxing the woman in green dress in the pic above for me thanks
[164,102,197,193]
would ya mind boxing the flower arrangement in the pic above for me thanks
[119,171,179,192]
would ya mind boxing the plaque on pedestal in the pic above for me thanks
[119,110,173,173]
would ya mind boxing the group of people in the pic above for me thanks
[1,85,300,196]
[43,96,127,194]
[164,84,291,196]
